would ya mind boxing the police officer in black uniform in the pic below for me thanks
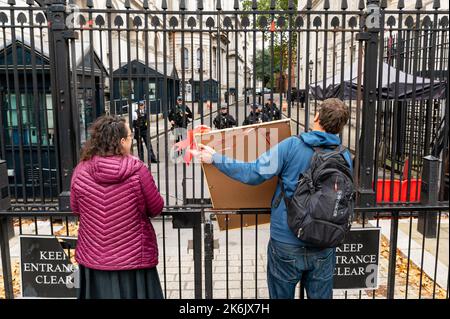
[243,103,268,126]
[169,96,193,143]
[133,101,158,163]
[262,98,281,121]
[213,106,237,129]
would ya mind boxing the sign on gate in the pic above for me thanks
[20,236,78,298]
[333,228,381,290]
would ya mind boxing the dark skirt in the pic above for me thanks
[77,265,164,299]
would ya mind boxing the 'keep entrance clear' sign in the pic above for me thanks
[20,236,79,298]
[333,228,381,290]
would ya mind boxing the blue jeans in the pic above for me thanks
[267,238,336,299]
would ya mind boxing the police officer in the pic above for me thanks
[169,96,193,146]
[169,96,193,128]
[263,98,281,121]
[243,103,268,126]
[213,106,237,129]
[132,101,158,163]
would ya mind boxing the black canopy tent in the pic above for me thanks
[310,60,447,101]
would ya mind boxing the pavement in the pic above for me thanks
[369,217,449,297]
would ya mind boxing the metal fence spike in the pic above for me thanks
[341,0,348,10]
[433,0,440,9]
[358,0,365,10]
[415,0,423,9]
[270,0,276,10]
[288,0,294,10]
[197,0,203,10]
[180,0,186,10]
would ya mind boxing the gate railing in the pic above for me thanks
[1,202,449,299]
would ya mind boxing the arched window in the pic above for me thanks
[182,48,189,69]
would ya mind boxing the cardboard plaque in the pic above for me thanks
[195,119,292,210]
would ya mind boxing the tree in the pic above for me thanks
[241,0,298,92]
[255,48,283,89]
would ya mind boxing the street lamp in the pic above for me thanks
[308,60,314,86]
[308,60,314,107]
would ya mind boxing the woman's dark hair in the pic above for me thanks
[80,115,128,161]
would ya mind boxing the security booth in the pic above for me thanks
[192,78,219,103]
[112,60,180,116]
[0,41,108,200]
[0,40,57,200]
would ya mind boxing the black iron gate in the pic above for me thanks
[0,0,449,299]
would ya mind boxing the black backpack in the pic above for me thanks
[276,141,356,248]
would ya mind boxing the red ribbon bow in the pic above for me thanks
[269,20,276,32]
[173,125,211,165]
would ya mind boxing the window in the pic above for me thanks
[197,48,202,70]
[148,82,156,101]
[4,93,54,146]
[212,47,217,78]
[182,47,189,69]
[120,80,134,99]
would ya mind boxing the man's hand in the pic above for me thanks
[190,143,216,164]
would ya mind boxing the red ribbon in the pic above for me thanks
[173,125,273,165]
[269,20,276,32]
[173,125,211,165]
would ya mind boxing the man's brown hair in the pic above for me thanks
[318,98,350,134]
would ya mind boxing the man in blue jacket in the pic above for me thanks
[193,98,352,299]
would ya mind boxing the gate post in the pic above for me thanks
[47,0,78,202]
[356,0,380,212]
[417,155,440,238]
[0,215,13,299]
[204,220,214,299]
[192,212,203,299]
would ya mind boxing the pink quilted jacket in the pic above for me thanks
[70,155,164,270]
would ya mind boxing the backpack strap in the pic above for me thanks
[273,177,290,208]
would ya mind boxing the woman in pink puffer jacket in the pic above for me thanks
[70,115,164,299]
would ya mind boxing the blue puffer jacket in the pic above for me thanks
[212,131,353,246]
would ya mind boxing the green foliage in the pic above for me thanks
[242,0,297,11]
[255,48,284,88]
[241,0,298,84]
